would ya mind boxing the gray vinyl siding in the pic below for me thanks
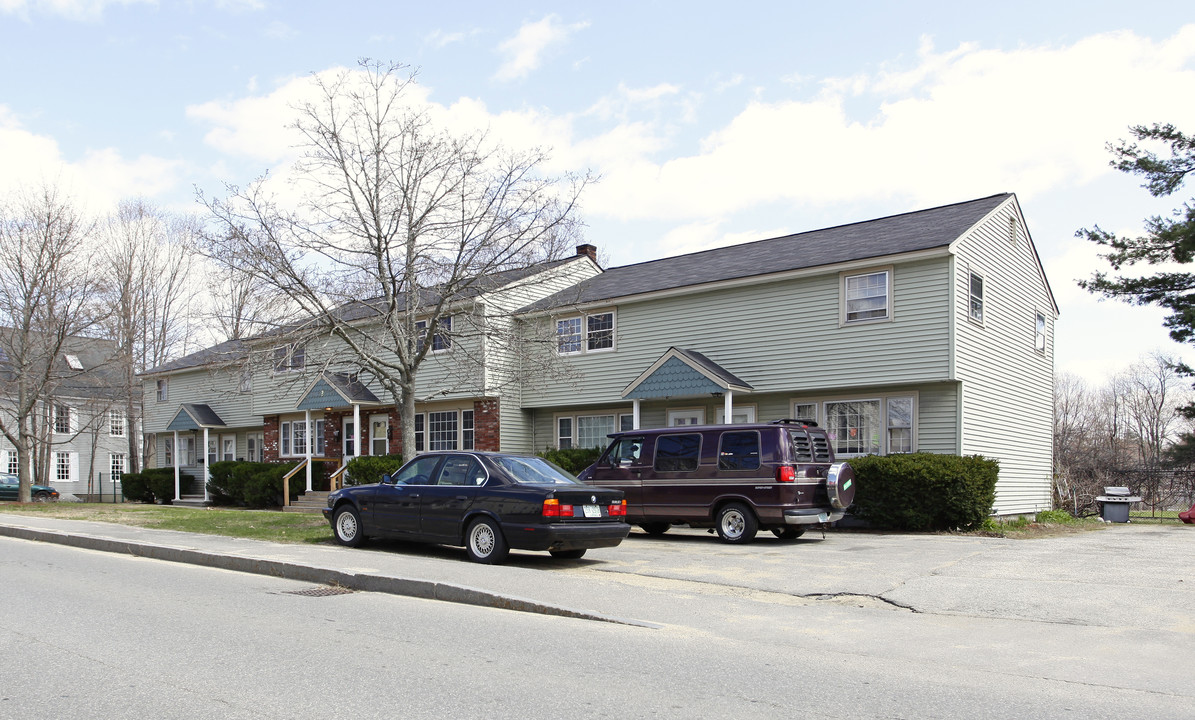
[142,368,257,433]
[521,257,954,409]
[952,199,1055,515]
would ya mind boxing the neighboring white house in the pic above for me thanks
[142,193,1056,515]
[0,335,131,500]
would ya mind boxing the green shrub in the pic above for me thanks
[848,453,998,532]
[206,461,294,507]
[537,447,602,475]
[121,468,191,504]
[1035,509,1077,524]
[344,454,404,486]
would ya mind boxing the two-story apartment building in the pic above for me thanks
[143,193,1056,515]
[0,335,131,499]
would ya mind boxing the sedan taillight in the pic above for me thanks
[608,500,627,517]
[542,498,574,517]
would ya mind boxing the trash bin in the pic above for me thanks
[1096,486,1142,523]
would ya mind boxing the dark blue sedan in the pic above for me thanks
[324,452,630,563]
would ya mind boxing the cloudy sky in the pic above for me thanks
[2,0,1194,383]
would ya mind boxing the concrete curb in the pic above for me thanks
[0,523,658,629]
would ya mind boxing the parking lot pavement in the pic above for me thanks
[1,512,1191,632]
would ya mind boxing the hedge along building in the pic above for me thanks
[139,250,603,502]
[517,193,1057,516]
[143,193,1056,515]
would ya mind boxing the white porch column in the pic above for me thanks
[723,391,733,424]
[632,399,641,430]
[202,427,210,498]
[305,409,313,492]
[172,430,180,501]
[352,404,361,459]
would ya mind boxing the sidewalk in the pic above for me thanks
[0,512,656,627]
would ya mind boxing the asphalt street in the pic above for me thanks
[1,512,1192,717]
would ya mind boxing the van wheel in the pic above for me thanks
[771,527,805,540]
[640,522,671,536]
[715,503,758,544]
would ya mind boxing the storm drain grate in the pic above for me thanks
[284,585,355,597]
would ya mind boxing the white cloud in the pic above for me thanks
[0,105,180,212]
[494,14,589,82]
[0,0,153,21]
[425,28,480,49]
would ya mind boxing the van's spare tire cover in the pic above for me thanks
[826,462,856,510]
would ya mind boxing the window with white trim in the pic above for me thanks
[280,422,292,456]
[221,435,235,462]
[109,409,126,437]
[314,419,325,456]
[414,413,425,453]
[54,404,71,434]
[110,453,126,483]
[577,415,615,449]
[163,436,173,466]
[55,452,72,482]
[428,411,458,451]
[810,395,917,456]
[6,450,18,475]
[207,437,217,466]
[1035,312,1047,353]
[843,270,890,323]
[273,344,306,374]
[416,316,452,354]
[156,378,168,402]
[619,414,635,432]
[556,417,573,449]
[887,397,914,454]
[462,410,475,451]
[555,311,615,355]
[969,271,984,324]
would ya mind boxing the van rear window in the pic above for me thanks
[718,431,760,470]
[654,434,701,472]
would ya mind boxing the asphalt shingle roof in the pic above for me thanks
[524,194,1012,311]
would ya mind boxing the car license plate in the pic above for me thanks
[583,505,601,518]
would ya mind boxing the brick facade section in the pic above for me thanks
[263,415,280,463]
[473,398,500,451]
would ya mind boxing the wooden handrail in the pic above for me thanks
[329,461,349,492]
[282,457,342,507]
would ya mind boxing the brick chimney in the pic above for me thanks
[576,244,597,261]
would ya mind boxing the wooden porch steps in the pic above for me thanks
[284,491,330,515]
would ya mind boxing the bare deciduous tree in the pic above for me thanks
[202,60,591,457]
[0,185,103,500]
[99,199,203,472]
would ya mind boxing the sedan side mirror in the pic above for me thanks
[382,473,392,484]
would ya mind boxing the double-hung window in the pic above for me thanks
[156,378,168,402]
[53,405,72,434]
[273,344,305,374]
[428,411,458,451]
[555,311,615,355]
[55,452,72,482]
[1035,312,1047,353]
[843,270,890,323]
[110,453,126,483]
[109,409,126,437]
[415,316,452,354]
[813,395,917,456]
[969,272,984,324]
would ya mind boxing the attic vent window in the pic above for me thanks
[65,354,83,370]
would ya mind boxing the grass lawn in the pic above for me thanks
[0,502,333,544]
[1128,509,1187,524]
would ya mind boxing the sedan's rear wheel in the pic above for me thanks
[715,502,758,544]
[332,506,365,547]
[549,548,586,560]
[465,517,510,564]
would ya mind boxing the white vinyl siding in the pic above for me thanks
[952,200,1055,514]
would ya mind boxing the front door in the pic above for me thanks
[370,414,388,456]
[342,418,356,457]
[668,408,706,426]
[246,432,263,463]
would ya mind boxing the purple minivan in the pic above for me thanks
[577,419,855,544]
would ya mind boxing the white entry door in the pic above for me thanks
[715,407,757,424]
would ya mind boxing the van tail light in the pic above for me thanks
[776,466,796,483]
[608,500,627,517]
[543,498,574,517]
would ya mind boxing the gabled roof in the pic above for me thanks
[296,372,382,410]
[623,347,753,400]
[0,330,125,401]
[142,254,593,376]
[166,403,227,431]
[524,194,1013,311]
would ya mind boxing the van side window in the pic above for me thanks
[655,434,701,472]
[718,431,761,471]
[608,437,644,466]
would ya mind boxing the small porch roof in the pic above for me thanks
[297,371,382,411]
[621,347,754,400]
[166,403,228,431]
